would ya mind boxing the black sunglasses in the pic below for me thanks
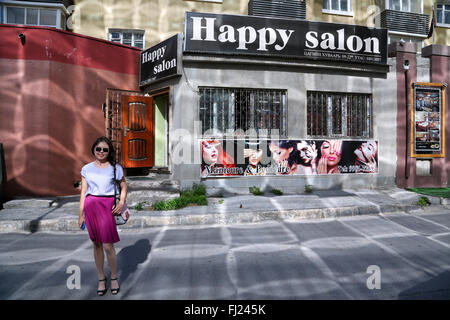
[95,147,109,153]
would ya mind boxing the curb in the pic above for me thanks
[0,202,425,233]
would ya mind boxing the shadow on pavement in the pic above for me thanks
[398,270,450,300]
[117,239,152,284]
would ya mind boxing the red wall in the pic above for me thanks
[391,43,450,188]
[424,46,450,187]
[0,25,141,199]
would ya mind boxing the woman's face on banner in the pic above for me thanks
[354,141,377,162]
[321,140,342,167]
[269,143,293,164]
[248,149,263,166]
[202,141,219,165]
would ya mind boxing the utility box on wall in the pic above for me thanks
[248,0,306,20]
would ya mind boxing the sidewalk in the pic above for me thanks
[0,187,449,233]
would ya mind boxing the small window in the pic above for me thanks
[199,88,287,137]
[307,91,372,138]
[5,6,60,28]
[323,0,352,14]
[108,29,145,50]
[7,7,25,24]
[437,4,450,25]
[26,8,39,25]
[39,9,57,26]
[388,0,423,14]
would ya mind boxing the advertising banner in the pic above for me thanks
[140,33,182,87]
[200,139,378,178]
[411,82,446,157]
[184,12,388,65]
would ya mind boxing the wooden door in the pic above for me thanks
[122,95,154,168]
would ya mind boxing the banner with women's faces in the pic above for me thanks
[200,139,378,178]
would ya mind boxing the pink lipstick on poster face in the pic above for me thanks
[328,156,336,161]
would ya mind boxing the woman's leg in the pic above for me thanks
[103,243,119,290]
[93,242,106,291]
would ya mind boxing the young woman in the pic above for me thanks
[269,140,299,175]
[200,139,235,177]
[354,140,378,173]
[244,148,264,176]
[78,136,127,296]
[317,140,343,174]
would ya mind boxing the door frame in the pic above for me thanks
[144,87,171,171]
[105,87,172,171]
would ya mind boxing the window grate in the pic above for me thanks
[307,91,372,138]
[199,88,287,137]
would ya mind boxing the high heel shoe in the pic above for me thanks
[110,278,120,295]
[97,278,107,296]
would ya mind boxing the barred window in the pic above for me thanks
[199,88,287,136]
[307,91,372,138]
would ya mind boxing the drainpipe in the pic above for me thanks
[403,59,410,179]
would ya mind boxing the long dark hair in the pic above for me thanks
[269,140,300,168]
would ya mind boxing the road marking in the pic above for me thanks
[279,220,356,299]
[338,217,441,278]
[408,213,450,231]
[8,238,93,299]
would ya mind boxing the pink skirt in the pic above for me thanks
[84,195,120,243]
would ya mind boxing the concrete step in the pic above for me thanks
[124,174,181,207]
[127,191,180,207]
[125,176,180,192]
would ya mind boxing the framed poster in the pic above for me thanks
[411,82,446,157]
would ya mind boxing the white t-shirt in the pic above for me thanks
[81,162,124,196]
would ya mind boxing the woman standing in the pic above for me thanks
[78,137,127,296]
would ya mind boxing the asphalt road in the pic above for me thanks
[1,208,450,300]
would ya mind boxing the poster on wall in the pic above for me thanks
[200,139,378,178]
[411,82,446,157]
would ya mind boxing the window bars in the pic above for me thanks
[307,91,372,138]
[199,87,287,137]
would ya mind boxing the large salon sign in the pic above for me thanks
[184,12,388,65]
[140,33,182,87]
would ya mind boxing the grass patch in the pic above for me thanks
[249,186,264,196]
[417,196,431,207]
[132,201,147,211]
[304,184,313,193]
[152,183,207,211]
[406,187,450,198]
